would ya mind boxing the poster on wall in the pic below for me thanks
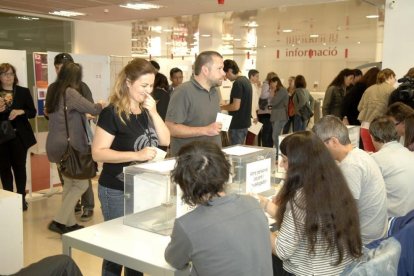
[47,52,111,102]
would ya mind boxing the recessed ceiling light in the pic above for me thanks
[120,3,163,10]
[131,38,138,41]
[244,21,259,28]
[366,15,379,19]
[17,16,39,21]
[201,34,211,37]
[309,34,319,38]
[233,38,241,41]
[282,29,293,33]
[357,41,361,44]
[49,11,85,17]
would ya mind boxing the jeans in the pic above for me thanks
[272,120,288,159]
[229,128,248,145]
[98,185,143,276]
[0,137,28,208]
[292,115,305,132]
[283,116,295,134]
[258,114,273,147]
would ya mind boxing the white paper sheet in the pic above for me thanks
[216,112,232,132]
[222,145,262,156]
[248,119,263,135]
[246,158,271,194]
[153,147,167,161]
[134,159,176,172]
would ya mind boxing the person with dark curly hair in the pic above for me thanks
[165,141,272,276]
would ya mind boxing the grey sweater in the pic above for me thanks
[46,87,102,163]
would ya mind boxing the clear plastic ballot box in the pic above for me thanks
[123,159,186,236]
[221,145,277,197]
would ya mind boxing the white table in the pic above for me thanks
[62,217,188,276]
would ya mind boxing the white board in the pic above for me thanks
[0,49,28,88]
[47,52,110,102]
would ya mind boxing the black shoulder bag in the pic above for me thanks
[59,90,97,179]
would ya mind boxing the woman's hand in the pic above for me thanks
[136,147,157,162]
[9,109,24,120]
[0,98,5,112]
[142,93,157,114]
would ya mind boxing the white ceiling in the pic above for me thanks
[0,0,353,23]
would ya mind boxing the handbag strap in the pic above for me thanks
[62,89,88,143]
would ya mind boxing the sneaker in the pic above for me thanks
[48,221,69,234]
[74,201,82,214]
[67,224,85,232]
[80,209,93,222]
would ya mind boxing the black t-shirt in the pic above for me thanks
[97,105,159,191]
[229,76,252,129]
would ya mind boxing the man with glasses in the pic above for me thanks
[313,115,388,245]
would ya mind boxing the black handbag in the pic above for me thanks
[0,119,16,144]
[59,91,97,179]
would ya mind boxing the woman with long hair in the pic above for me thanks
[46,63,104,233]
[404,114,414,151]
[341,67,380,126]
[292,75,314,131]
[260,131,362,275]
[258,71,277,147]
[165,141,272,275]
[282,76,296,134]
[92,58,170,276]
[269,76,288,159]
[0,63,36,211]
[322,68,354,117]
[358,68,396,152]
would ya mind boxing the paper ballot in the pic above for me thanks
[216,112,232,132]
[248,119,263,135]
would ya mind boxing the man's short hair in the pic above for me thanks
[248,69,259,79]
[150,60,160,70]
[54,53,74,66]
[369,116,399,143]
[312,115,351,145]
[223,59,240,74]
[193,51,222,76]
[169,67,183,78]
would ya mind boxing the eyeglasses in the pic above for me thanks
[1,72,14,77]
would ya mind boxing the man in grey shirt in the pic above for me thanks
[165,51,225,156]
[313,115,388,245]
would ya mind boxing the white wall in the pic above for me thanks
[382,0,414,79]
[73,21,131,56]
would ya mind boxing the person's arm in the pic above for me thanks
[143,92,170,146]
[269,88,287,107]
[166,121,221,138]
[68,88,103,116]
[258,195,278,218]
[274,205,303,259]
[92,126,156,163]
[221,98,241,111]
[80,82,94,103]
[9,87,37,120]
[165,220,192,270]
[322,86,334,116]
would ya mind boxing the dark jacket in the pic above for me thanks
[0,85,37,149]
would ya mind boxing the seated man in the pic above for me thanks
[313,115,388,245]
[165,141,272,275]
[369,116,414,217]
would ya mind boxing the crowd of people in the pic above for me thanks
[1,50,414,275]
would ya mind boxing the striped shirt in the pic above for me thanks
[275,192,356,276]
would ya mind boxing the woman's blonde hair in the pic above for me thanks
[377,68,395,84]
[109,58,156,123]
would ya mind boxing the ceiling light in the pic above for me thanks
[131,38,138,41]
[366,15,379,19]
[233,38,241,41]
[201,34,211,37]
[17,16,39,21]
[49,11,85,17]
[357,41,361,44]
[310,34,319,38]
[244,21,259,28]
[282,29,293,33]
[120,3,163,10]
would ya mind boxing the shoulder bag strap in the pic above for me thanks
[62,89,88,143]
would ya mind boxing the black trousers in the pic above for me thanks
[272,254,294,276]
[0,136,28,204]
[258,114,273,147]
[10,255,83,276]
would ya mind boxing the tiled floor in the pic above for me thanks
[23,182,104,276]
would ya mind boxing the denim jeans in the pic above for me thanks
[98,185,143,276]
[292,115,305,132]
[229,128,248,145]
